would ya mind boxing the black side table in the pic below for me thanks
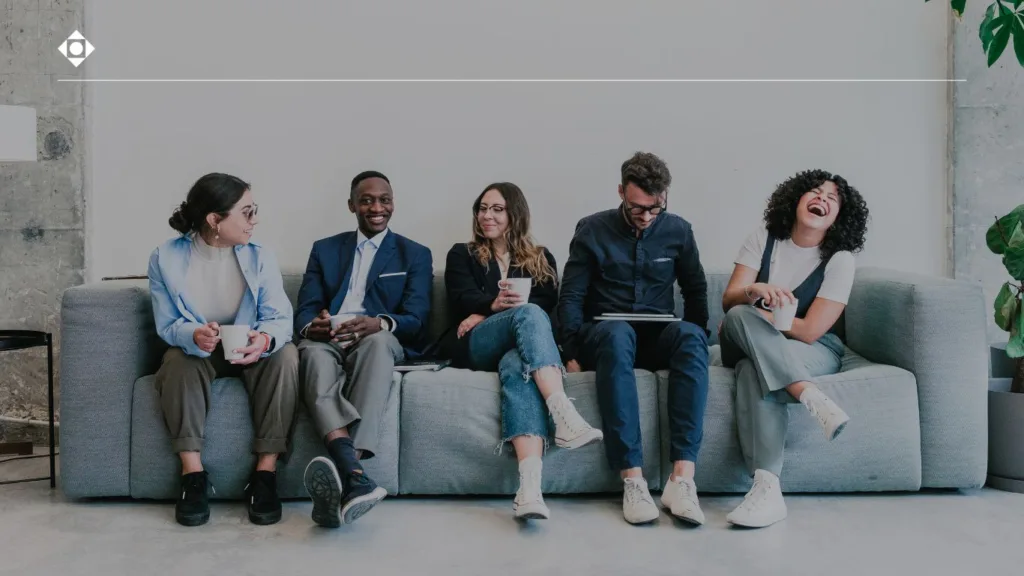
[0,331,56,488]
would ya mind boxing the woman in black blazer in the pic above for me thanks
[443,182,603,521]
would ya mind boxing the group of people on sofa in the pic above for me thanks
[147,151,870,531]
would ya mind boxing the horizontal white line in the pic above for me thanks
[57,78,967,83]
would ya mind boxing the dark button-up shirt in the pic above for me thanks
[556,207,709,361]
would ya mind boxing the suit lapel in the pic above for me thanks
[366,232,397,289]
[333,233,359,311]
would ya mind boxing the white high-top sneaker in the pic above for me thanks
[800,386,850,441]
[513,457,550,520]
[726,469,788,528]
[547,392,604,449]
[622,477,660,525]
[660,475,705,526]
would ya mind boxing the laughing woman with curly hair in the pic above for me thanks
[719,169,869,529]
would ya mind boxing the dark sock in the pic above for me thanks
[327,437,363,477]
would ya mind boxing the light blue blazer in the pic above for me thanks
[147,235,293,358]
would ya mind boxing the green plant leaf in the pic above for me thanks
[1013,11,1024,66]
[1008,303,1024,358]
[981,3,1000,47]
[988,17,1013,66]
[1004,232,1024,280]
[995,282,1018,331]
[986,207,1024,254]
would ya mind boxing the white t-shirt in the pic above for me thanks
[734,227,856,305]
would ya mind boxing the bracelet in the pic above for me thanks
[259,333,271,354]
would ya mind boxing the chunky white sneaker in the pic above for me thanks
[726,469,788,528]
[622,477,660,525]
[513,458,550,520]
[800,386,850,441]
[547,393,604,449]
[660,476,705,526]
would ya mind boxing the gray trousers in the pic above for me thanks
[720,305,842,476]
[298,331,405,459]
[154,343,300,454]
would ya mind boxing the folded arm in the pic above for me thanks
[252,249,293,355]
[147,249,207,357]
[556,224,592,362]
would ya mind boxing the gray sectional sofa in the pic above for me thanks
[59,267,989,500]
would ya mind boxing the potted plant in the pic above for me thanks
[986,205,1024,492]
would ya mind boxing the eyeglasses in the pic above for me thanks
[240,204,258,222]
[624,201,666,216]
[477,204,506,215]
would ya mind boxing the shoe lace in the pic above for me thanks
[181,473,207,501]
[551,396,590,436]
[516,468,543,504]
[676,478,698,503]
[805,396,837,427]
[739,478,770,512]
[624,479,652,506]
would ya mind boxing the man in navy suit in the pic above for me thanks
[296,170,432,528]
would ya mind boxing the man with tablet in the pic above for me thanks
[556,152,711,527]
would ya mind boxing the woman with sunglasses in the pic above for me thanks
[148,173,298,528]
[442,182,603,521]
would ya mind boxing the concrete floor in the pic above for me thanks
[2,454,1023,575]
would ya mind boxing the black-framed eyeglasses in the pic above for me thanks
[240,204,258,222]
[624,201,666,216]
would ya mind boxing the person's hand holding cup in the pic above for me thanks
[491,278,531,312]
[192,322,220,353]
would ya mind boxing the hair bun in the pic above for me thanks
[168,201,194,235]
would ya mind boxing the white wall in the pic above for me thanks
[86,0,951,280]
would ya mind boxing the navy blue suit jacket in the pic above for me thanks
[295,231,434,356]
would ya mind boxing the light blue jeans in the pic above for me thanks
[466,304,564,451]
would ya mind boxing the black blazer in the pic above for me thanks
[441,242,559,367]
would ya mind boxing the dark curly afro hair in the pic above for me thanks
[621,151,671,195]
[763,169,869,260]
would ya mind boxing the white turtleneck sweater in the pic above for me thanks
[185,234,247,325]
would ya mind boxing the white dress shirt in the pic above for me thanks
[301,228,396,337]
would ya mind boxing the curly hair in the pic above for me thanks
[763,169,869,260]
[468,182,557,286]
[621,151,672,195]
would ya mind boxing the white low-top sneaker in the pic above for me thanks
[660,475,705,526]
[726,469,788,528]
[622,477,660,525]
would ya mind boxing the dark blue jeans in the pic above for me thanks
[466,304,563,449]
[579,320,709,470]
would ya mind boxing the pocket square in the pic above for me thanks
[653,257,672,263]
[379,272,407,278]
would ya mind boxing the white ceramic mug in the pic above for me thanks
[219,324,251,361]
[773,299,799,331]
[330,313,357,332]
[499,277,532,305]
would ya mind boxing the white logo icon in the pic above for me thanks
[58,31,95,67]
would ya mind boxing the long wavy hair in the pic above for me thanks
[468,182,556,286]
[764,169,869,260]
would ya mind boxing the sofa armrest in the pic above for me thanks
[60,280,165,498]
[844,267,988,489]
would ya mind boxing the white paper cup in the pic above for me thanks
[499,278,532,305]
[330,313,357,332]
[773,299,799,331]
[219,324,251,361]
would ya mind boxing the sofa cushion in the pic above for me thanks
[662,346,922,493]
[129,373,401,499]
[397,367,663,494]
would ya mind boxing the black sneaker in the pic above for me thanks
[245,470,282,525]
[340,471,387,524]
[304,456,343,528]
[175,471,210,527]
